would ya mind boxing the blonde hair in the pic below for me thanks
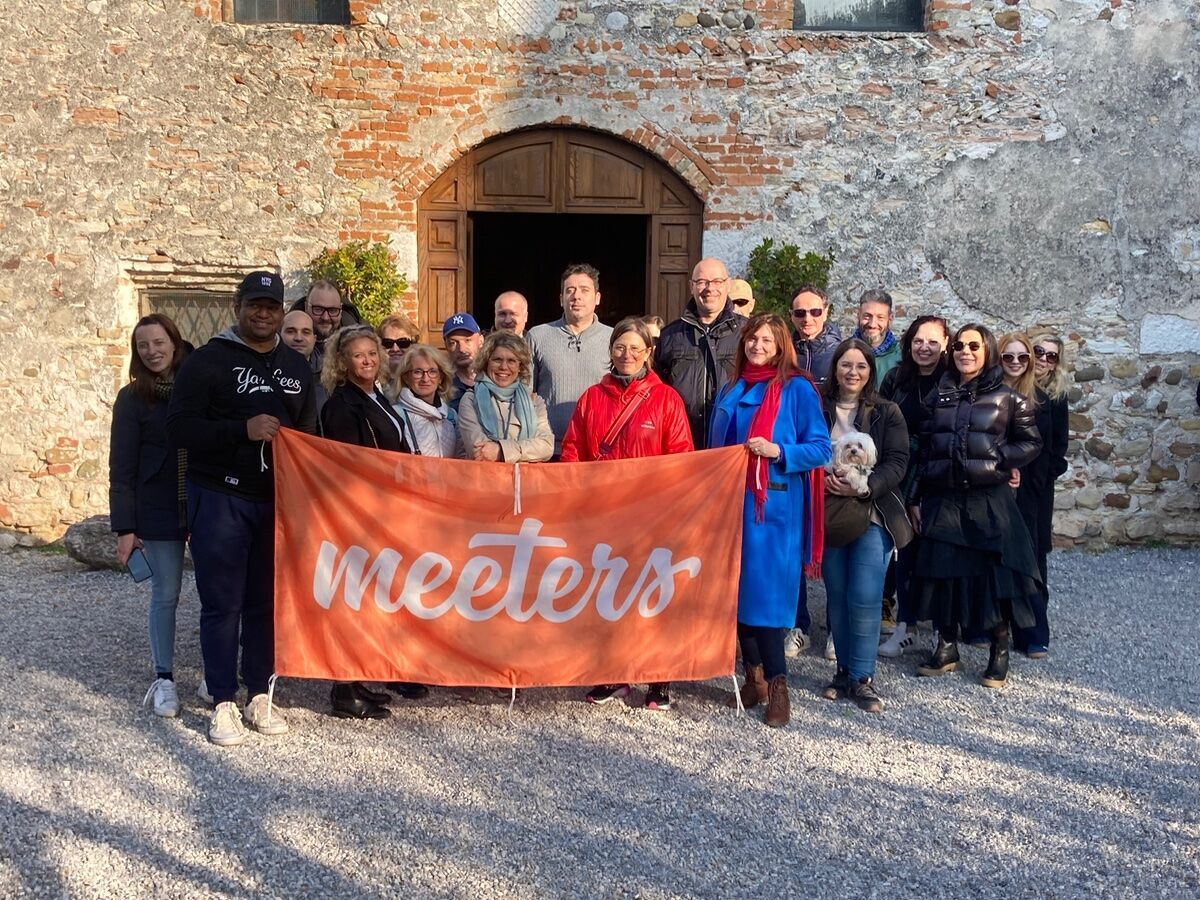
[321,324,382,392]
[473,331,533,385]
[377,313,420,338]
[998,331,1039,408]
[387,343,454,404]
[1031,333,1069,401]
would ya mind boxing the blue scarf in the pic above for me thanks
[473,375,537,441]
[854,328,897,357]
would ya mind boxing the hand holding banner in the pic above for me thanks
[273,428,746,688]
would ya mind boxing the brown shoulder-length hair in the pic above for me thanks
[473,330,534,385]
[129,313,188,404]
[733,313,800,383]
[820,338,879,407]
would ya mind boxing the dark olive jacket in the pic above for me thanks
[913,366,1042,499]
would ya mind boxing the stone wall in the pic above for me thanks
[0,0,1196,545]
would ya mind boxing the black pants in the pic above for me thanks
[187,483,275,704]
[738,625,788,681]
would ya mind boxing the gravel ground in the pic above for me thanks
[0,545,1197,899]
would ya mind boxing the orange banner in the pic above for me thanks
[272,428,747,688]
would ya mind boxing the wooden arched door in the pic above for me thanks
[417,127,703,341]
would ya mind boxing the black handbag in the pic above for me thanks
[824,493,871,548]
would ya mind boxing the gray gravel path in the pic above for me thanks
[0,545,1197,898]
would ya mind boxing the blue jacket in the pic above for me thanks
[709,376,831,628]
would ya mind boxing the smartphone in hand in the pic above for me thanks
[127,547,153,583]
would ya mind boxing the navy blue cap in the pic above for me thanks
[442,312,481,337]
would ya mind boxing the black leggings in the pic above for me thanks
[738,625,788,681]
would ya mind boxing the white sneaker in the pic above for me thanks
[208,701,248,747]
[824,635,837,661]
[143,678,179,718]
[783,629,810,658]
[245,693,289,736]
[878,622,915,658]
[197,678,214,706]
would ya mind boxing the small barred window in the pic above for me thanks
[793,0,924,32]
[232,0,350,26]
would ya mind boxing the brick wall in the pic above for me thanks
[0,0,1196,544]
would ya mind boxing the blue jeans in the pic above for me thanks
[823,524,893,682]
[187,483,276,704]
[142,540,185,676]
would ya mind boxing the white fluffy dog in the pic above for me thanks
[827,431,878,495]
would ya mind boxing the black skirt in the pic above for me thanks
[910,483,1040,634]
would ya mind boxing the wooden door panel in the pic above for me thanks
[649,214,702,322]
[473,140,554,210]
[566,143,645,209]
[418,211,466,340]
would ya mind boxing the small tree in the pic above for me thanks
[745,238,835,317]
[305,241,408,327]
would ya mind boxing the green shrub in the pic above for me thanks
[745,238,835,317]
[305,241,408,327]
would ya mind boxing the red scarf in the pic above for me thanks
[740,363,825,577]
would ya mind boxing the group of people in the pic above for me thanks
[109,258,1069,745]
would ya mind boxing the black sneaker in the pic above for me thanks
[585,684,630,705]
[821,667,849,701]
[645,683,671,711]
[848,677,884,713]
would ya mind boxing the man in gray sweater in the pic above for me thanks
[525,263,613,456]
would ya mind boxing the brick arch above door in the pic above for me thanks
[417,126,704,341]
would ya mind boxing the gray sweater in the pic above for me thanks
[525,317,613,453]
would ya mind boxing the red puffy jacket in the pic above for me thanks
[560,370,694,462]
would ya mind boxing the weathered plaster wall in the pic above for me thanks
[0,0,1196,544]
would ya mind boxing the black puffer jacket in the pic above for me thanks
[653,300,745,449]
[823,397,914,551]
[914,366,1041,497]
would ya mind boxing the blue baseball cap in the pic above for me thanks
[442,312,481,337]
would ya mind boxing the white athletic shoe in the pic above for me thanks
[824,635,837,661]
[208,701,248,747]
[143,678,179,718]
[878,622,915,658]
[197,678,214,706]
[783,629,810,659]
[244,693,289,736]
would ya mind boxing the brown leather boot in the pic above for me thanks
[764,675,790,728]
[728,664,768,708]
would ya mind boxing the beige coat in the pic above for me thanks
[457,388,554,463]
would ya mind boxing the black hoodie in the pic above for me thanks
[167,328,317,500]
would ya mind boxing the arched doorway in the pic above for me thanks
[417,127,704,340]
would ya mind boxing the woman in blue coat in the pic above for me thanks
[710,313,831,727]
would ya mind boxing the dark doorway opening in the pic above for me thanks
[470,213,648,332]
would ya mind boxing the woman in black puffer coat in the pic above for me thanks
[908,323,1042,689]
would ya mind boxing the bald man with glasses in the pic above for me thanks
[653,257,746,449]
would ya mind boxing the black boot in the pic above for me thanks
[981,629,1010,689]
[916,634,961,677]
[387,681,430,700]
[331,682,391,719]
[351,682,393,705]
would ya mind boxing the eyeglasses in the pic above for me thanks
[1033,345,1060,364]
[381,337,413,351]
[1002,353,1030,364]
[611,344,648,357]
[690,278,727,289]
[791,307,825,319]
[309,304,343,319]
[407,368,440,380]
[953,341,982,352]
[731,298,752,308]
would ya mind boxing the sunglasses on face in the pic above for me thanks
[381,337,413,351]
[1002,353,1030,364]
[791,307,825,319]
[953,340,982,352]
[731,298,752,308]
[1033,345,1060,364]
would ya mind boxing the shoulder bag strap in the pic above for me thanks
[597,385,652,459]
